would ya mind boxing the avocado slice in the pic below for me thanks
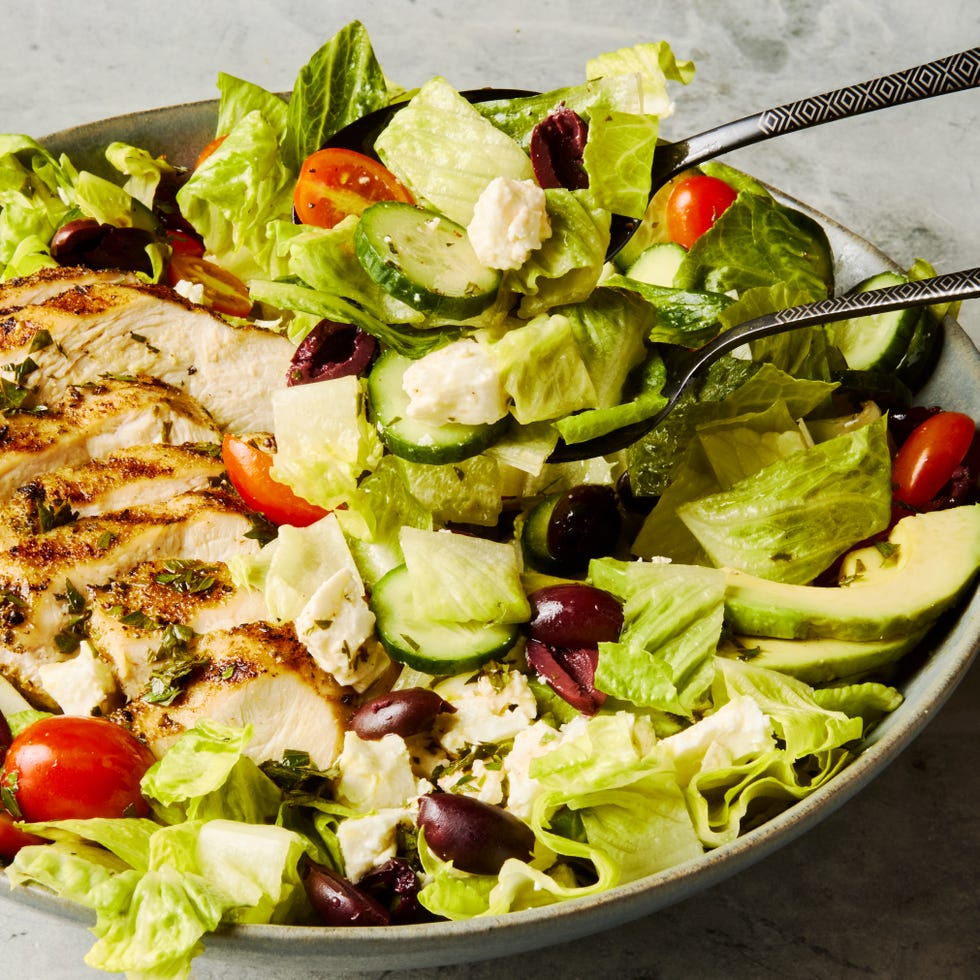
[720,630,928,684]
[723,505,980,641]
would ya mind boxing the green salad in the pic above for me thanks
[1,20,979,980]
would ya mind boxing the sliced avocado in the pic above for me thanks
[723,505,980,641]
[719,630,928,684]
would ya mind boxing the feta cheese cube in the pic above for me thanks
[435,669,538,754]
[467,176,552,270]
[334,731,420,811]
[38,641,117,716]
[337,808,410,882]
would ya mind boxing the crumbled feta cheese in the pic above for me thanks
[659,695,773,785]
[435,669,538,754]
[467,176,552,270]
[172,278,206,305]
[294,568,388,692]
[437,757,507,806]
[401,338,508,425]
[501,720,561,820]
[334,731,420,810]
[337,808,410,882]
[37,641,117,716]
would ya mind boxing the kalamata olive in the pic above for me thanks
[50,219,156,275]
[616,471,658,515]
[530,107,589,190]
[0,711,11,767]
[417,793,535,876]
[523,484,622,575]
[358,857,436,924]
[525,639,606,716]
[302,859,390,927]
[350,688,456,741]
[528,584,624,649]
[287,319,379,386]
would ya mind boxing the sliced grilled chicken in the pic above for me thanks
[0,281,294,431]
[0,266,140,311]
[0,377,220,498]
[0,488,260,703]
[115,622,350,768]
[0,444,225,544]
[87,560,270,699]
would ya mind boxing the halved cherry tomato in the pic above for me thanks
[293,148,414,229]
[168,253,253,318]
[892,411,976,509]
[665,174,738,249]
[166,227,206,257]
[0,808,46,861]
[222,434,329,527]
[1,716,155,823]
[195,134,227,170]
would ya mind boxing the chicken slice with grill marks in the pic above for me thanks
[87,559,271,700]
[0,488,261,706]
[0,281,294,431]
[113,622,351,769]
[0,266,140,311]
[0,377,220,499]
[0,443,226,547]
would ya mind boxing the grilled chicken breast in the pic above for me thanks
[88,560,270,698]
[0,266,140,311]
[115,622,350,768]
[0,444,225,545]
[0,377,220,498]
[0,281,294,431]
[0,488,260,704]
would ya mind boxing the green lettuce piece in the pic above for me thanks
[141,721,282,825]
[510,188,610,316]
[283,20,392,172]
[585,41,696,112]
[675,191,833,301]
[176,109,294,279]
[394,453,503,527]
[590,559,725,716]
[581,109,659,219]
[811,680,904,728]
[398,526,530,624]
[17,817,158,871]
[375,76,534,225]
[268,374,383,511]
[677,415,892,583]
[104,141,178,210]
[215,71,289,141]
[486,312,598,423]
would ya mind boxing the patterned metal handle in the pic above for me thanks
[671,48,980,176]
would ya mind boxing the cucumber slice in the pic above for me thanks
[895,307,944,392]
[625,242,686,287]
[367,349,507,464]
[833,271,920,372]
[354,201,502,320]
[370,563,520,674]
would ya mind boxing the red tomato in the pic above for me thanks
[222,434,329,527]
[293,148,414,229]
[665,175,738,249]
[166,227,206,257]
[0,716,156,823]
[0,808,46,861]
[892,411,976,509]
[168,253,253,318]
[195,134,227,170]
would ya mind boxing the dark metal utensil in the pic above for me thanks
[547,267,980,462]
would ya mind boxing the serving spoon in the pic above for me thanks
[547,267,980,462]
[329,48,980,259]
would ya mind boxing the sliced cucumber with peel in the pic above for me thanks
[370,563,519,674]
[625,242,686,287]
[366,349,507,464]
[833,271,920,372]
[354,201,502,320]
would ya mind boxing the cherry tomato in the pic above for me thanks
[0,808,46,861]
[166,227,206,257]
[665,175,738,249]
[293,148,414,229]
[168,253,253,318]
[892,411,976,509]
[222,434,329,527]
[195,134,227,169]
[1,716,156,823]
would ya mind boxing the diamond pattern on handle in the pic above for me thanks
[771,270,980,325]
[758,49,980,135]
